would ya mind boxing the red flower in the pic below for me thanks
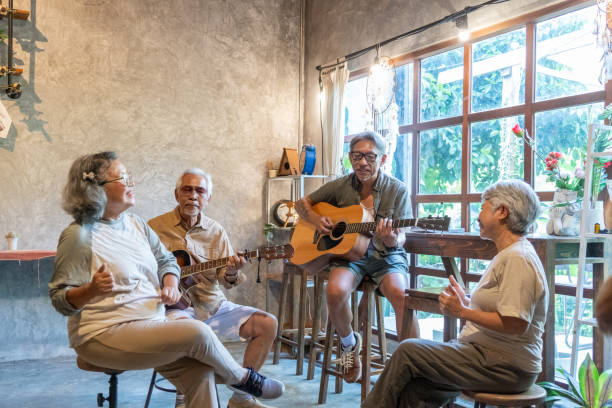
[605,161,612,169]
[512,124,524,138]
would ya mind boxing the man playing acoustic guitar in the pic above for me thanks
[149,168,279,408]
[295,131,419,384]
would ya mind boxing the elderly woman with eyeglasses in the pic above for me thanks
[49,151,283,408]
[363,179,549,408]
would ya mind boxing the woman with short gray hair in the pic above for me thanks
[364,179,548,408]
[49,152,284,407]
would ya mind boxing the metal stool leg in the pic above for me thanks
[97,373,119,408]
[144,370,156,408]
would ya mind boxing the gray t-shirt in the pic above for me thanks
[458,239,549,373]
[308,172,412,254]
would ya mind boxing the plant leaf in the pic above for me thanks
[579,354,599,407]
[598,371,612,408]
[559,367,585,402]
[539,381,586,406]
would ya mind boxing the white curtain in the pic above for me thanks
[320,63,349,178]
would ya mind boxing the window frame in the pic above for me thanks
[343,0,610,365]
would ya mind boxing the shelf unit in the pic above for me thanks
[265,174,328,224]
[570,122,612,375]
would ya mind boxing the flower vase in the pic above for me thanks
[546,189,581,236]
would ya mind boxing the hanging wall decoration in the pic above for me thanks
[366,47,398,174]
[0,0,29,99]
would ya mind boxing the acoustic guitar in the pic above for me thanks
[289,202,450,270]
[170,244,294,309]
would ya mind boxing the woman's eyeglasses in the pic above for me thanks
[99,173,134,186]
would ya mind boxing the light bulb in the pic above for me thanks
[455,13,469,42]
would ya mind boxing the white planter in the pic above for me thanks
[6,237,18,250]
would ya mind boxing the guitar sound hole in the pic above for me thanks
[317,235,342,251]
[316,222,346,251]
[330,222,347,239]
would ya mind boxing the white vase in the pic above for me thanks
[547,189,581,236]
[6,237,18,250]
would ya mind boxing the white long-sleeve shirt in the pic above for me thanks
[49,213,180,347]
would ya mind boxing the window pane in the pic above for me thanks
[418,202,461,231]
[395,63,413,125]
[419,126,462,194]
[420,48,463,121]
[554,293,593,373]
[391,133,412,184]
[534,103,603,191]
[472,28,526,112]
[344,76,368,135]
[471,116,524,193]
[535,6,602,101]
[469,202,481,233]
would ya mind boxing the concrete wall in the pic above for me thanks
[0,0,300,360]
[302,0,574,165]
[0,0,300,297]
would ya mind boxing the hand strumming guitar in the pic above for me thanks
[296,196,333,235]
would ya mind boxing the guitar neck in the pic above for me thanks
[346,218,418,234]
[180,249,258,278]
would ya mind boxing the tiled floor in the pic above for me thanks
[0,343,363,408]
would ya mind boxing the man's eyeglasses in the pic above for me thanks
[179,185,207,196]
[349,151,378,163]
[99,173,134,187]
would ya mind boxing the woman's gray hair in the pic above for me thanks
[483,179,540,235]
[349,131,386,155]
[175,168,213,198]
[62,151,117,223]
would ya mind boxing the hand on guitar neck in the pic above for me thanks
[224,254,246,284]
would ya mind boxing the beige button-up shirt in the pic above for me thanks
[148,207,246,320]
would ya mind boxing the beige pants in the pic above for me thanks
[75,319,245,408]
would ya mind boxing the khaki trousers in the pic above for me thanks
[362,339,538,408]
[75,319,245,408]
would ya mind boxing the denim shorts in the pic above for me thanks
[330,247,409,288]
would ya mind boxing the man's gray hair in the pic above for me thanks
[175,168,213,198]
[349,131,386,155]
[62,151,117,223]
[482,179,540,235]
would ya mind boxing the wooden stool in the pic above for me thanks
[76,357,124,408]
[318,276,389,404]
[464,384,547,407]
[273,262,328,377]
[306,270,329,380]
[272,262,309,375]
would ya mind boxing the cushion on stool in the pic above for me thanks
[76,356,124,375]
[463,384,546,406]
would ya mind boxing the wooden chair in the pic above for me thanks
[463,384,547,407]
[318,276,389,404]
[76,357,124,408]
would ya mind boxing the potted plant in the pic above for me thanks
[5,231,17,250]
[538,354,612,407]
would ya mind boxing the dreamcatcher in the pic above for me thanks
[365,46,398,174]
[596,0,612,82]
